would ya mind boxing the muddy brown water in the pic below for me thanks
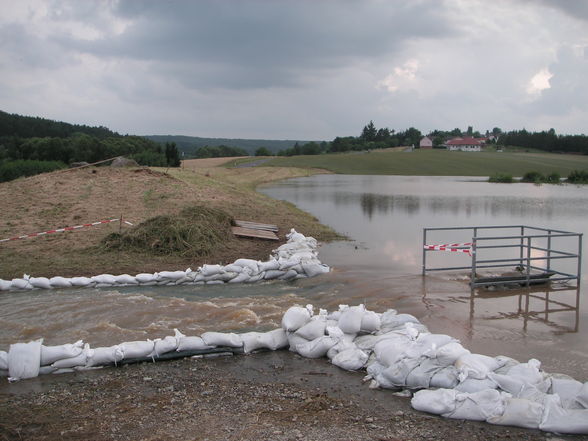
[1,175,587,380]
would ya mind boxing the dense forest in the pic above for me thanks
[0,110,180,182]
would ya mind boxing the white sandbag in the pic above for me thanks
[278,257,301,270]
[302,263,330,278]
[405,358,444,389]
[38,365,57,375]
[200,264,224,277]
[286,229,306,242]
[121,340,155,359]
[278,269,298,280]
[455,378,498,393]
[326,339,356,360]
[86,345,124,367]
[114,274,138,285]
[177,336,211,352]
[258,259,280,272]
[69,277,94,287]
[507,359,543,384]
[246,273,265,283]
[295,336,337,359]
[11,278,32,290]
[259,328,288,351]
[360,311,381,333]
[150,336,178,357]
[201,332,243,348]
[222,264,243,273]
[282,305,313,332]
[0,351,7,370]
[206,280,224,285]
[550,378,584,409]
[228,272,250,283]
[91,274,116,285]
[433,341,470,366]
[443,389,507,422]
[539,394,588,434]
[206,272,237,282]
[331,347,369,371]
[430,366,460,389]
[380,312,420,330]
[376,357,420,388]
[493,356,520,375]
[287,331,310,352]
[28,277,52,289]
[353,334,384,352]
[233,259,259,273]
[0,279,11,291]
[41,340,84,366]
[135,273,157,284]
[157,270,187,281]
[412,388,458,415]
[8,339,42,380]
[373,335,413,367]
[49,276,72,288]
[487,397,544,429]
[264,270,286,280]
[576,382,588,409]
[241,332,266,354]
[338,304,365,334]
[455,353,500,381]
[295,318,326,341]
[52,344,89,368]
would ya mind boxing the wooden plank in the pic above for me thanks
[232,226,279,240]
[234,220,279,232]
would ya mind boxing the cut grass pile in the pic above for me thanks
[262,149,588,177]
[102,206,233,257]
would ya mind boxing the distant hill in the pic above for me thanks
[144,135,320,156]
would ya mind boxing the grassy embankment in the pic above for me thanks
[0,161,339,280]
[253,149,588,177]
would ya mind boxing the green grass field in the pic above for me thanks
[262,150,588,177]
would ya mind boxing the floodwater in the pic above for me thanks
[1,175,587,379]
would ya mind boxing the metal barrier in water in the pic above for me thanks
[422,225,583,288]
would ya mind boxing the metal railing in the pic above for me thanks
[422,225,583,288]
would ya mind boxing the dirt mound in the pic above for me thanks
[102,206,233,257]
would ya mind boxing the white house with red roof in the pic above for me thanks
[419,136,433,149]
[444,137,482,152]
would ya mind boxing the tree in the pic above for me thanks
[466,126,473,136]
[360,121,377,142]
[165,142,181,167]
[255,147,271,156]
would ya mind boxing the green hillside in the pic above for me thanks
[263,149,588,177]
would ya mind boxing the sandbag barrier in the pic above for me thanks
[0,229,330,292]
[2,305,587,435]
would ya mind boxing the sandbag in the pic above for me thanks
[405,358,444,389]
[200,264,223,277]
[258,259,280,272]
[412,388,458,415]
[331,347,369,371]
[91,274,116,285]
[135,273,157,284]
[259,329,288,351]
[539,394,588,434]
[337,304,365,334]
[157,271,186,281]
[150,336,178,357]
[487,397,544,429]
[430,366,460,389]
[277,257,301,270]
[295,336,337,359]
[177,336,211,352]
[433,341,470,366]
[576,382,588,409]
[360,311,381,333]
[376,357,420,388]
[121,340,155,359]
[52,344,89,368]
[0,351,7,370]
[69,277,94,287]
[223,264,244,273]
[0,279,11,291]
[246,273,265,283]
[264,270,286,280]
[455,377,497,393]
[301,263,330,278]
[28,277,52,289]
[11,278,32,290]
[114,274,138,285]
[233,259,259,273]
[8,339,42,380]
[281,305,312,332]
[550,378,584,409]
[443,389,507,422]
[201,332,243,348]
[295,318,326,340]
[41,340,84,366]
[373,335,413,367]
[380,313,420,331]
[86,345,124,367]
[228,272,250,284]
[507,359,543,384]
[241,332,266,354]
[287,331,310,352]
[278,269,298,280]
[455,353,500,381]
[49,276,72,288]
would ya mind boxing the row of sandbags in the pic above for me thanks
[0,229,330,291]
[2,304,587,434]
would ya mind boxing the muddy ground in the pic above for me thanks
[1,351,580,441]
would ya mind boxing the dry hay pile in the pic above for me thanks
[102,206,233,257]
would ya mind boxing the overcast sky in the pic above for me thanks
[1,0,587,139]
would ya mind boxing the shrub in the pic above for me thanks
[545,172,561,184]
[488,173,513,183]
[0,159,67,182]
[521,171,545,183]
[566,170,588,184]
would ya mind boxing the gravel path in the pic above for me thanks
[1,351,579,441]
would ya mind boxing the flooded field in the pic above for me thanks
[1,175,587,379]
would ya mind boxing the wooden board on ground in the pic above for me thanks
[232,226,279,241]
[234,220,279,232]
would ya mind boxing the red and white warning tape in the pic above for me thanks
[0,218,134,243]
[424,243,472,255]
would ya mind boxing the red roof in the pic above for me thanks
[445,137,481,146]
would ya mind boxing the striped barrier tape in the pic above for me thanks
[424,243,472,255]
[0,218,134,243]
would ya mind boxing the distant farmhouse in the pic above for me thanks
[444,136,484,152]
[419,136,433,149]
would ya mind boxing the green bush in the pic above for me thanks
[0,159,67,182]
[488,173,513,183]
[566,170,588,184]
[545,172,561,184]
[521,171,545,183]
